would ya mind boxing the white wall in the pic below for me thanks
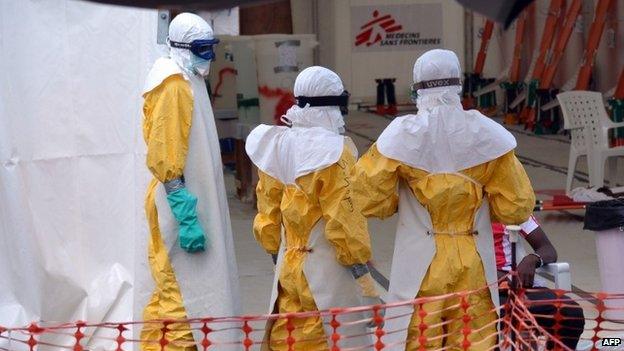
[316,0,465,103]
[595,0,624,93]
[291,0,315,34]
[199,8,240,35]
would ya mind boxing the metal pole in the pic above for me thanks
[507,225,522,347]
[157,10,170,45]
[508,225,521,274]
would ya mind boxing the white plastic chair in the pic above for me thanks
[539,262,572,291]
[508,225,572,291]
[556,92,591,194]
[558,91,624,190]
[515,240,572,291]
[580,92,624,188]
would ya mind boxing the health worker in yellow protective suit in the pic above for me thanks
[352,49,536,351]
[139,13,241,350]
[245,66,383,351]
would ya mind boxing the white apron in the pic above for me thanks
[246,124,369,349]
[375,97,516,350]
[138,58,242,346]
[262,221,371,349]
[381,180,499,350]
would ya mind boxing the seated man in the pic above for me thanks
[494,216,585,349]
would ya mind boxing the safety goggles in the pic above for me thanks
[169,38,220,61]
[296,90,351,115]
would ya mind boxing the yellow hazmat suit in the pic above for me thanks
[354,145,535,350]
[247,66,379,350]
[255,149,371,350]
[352,50,535,350]
[139,13,241,351]
[142,74,196,350]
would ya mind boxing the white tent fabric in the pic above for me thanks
[199,8,240,35]
[0,1,159,348]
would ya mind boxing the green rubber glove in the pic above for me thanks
[166,187,207,253]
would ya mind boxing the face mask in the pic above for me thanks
[188,55,211,76]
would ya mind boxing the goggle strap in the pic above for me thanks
[296,92,349,108]
[169,39,220,49]
[169,40,192,49]
[413,77,461,90]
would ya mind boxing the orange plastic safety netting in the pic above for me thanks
[1,275,623,350]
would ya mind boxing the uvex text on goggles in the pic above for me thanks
[411,77,462,103]
[169,38,220,61]
[412,77,462,91]
[296,91,351,115]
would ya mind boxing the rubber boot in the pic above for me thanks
[608,99,624,146]
[503,83,520,124]
[535,89,557,135]
[384,78,398,115]
[461,73,477,109]
[375,79,386,115]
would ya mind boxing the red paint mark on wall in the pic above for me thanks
[258,86,296,125]
[212,67,237,102]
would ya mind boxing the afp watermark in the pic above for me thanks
[601,337,623,349]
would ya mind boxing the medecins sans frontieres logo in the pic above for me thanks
[355,10,403,47]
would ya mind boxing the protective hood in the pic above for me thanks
[377,49,516,173]
[168,12,214,76]
[282,66,346,134]
[246,66,352,184]
[413,48,464,110]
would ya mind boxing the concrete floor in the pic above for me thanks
[225,109,623,316]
